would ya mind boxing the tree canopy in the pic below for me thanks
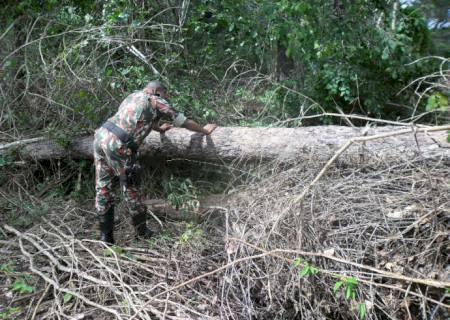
[0,0,448,140]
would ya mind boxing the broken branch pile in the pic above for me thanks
[1,127,449,319]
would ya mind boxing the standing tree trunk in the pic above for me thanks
[276,41,295,81]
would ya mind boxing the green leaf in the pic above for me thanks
[0,307,21,319]
[299,265,310,278]
[426,93,449,111]
[333,281,343,293]
[381,47,389,60]
[345,285,352,300]
[285,46,293,58]
[0,262,15,274]
[426,95,438,111]
[294,3,309,14]
[293,257,302,267]
[63,293,73,304]
[310,265,320,275]
[104,245,124,257]
[345,277,358,285]
[104,248,114,257]
[358,302,366,319]
[12,278,34,294]
[78,90,88,98]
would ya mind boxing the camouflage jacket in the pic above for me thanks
[103,90,186,147]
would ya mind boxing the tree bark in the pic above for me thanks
[276,41,295,81]
[0,126,449,163]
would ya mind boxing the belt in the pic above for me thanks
[101,121,139,152]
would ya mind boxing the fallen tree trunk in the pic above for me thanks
[0,125,449,162]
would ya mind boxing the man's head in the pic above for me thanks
[144,80,168,98]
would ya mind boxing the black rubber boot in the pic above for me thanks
[132,211,153,239]
[98,206,114,244]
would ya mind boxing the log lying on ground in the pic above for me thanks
[0,125,449,162]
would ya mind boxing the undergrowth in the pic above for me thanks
[0,157,232,231]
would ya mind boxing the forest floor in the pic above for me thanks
[1,149,449,319]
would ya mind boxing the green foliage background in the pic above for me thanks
[0,0,448,139]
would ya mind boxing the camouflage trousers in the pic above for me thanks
[93,127,146,217]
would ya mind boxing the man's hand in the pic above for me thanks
[159,123,173,133]
[202,123,217,135]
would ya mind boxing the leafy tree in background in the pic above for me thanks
[0,0,446,138]
[183,0,437,121]
[419,0,450,56]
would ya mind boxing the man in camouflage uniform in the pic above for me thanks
[94,81,217,244]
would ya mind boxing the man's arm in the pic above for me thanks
[148,96,216,135]
[182,119,217,135]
